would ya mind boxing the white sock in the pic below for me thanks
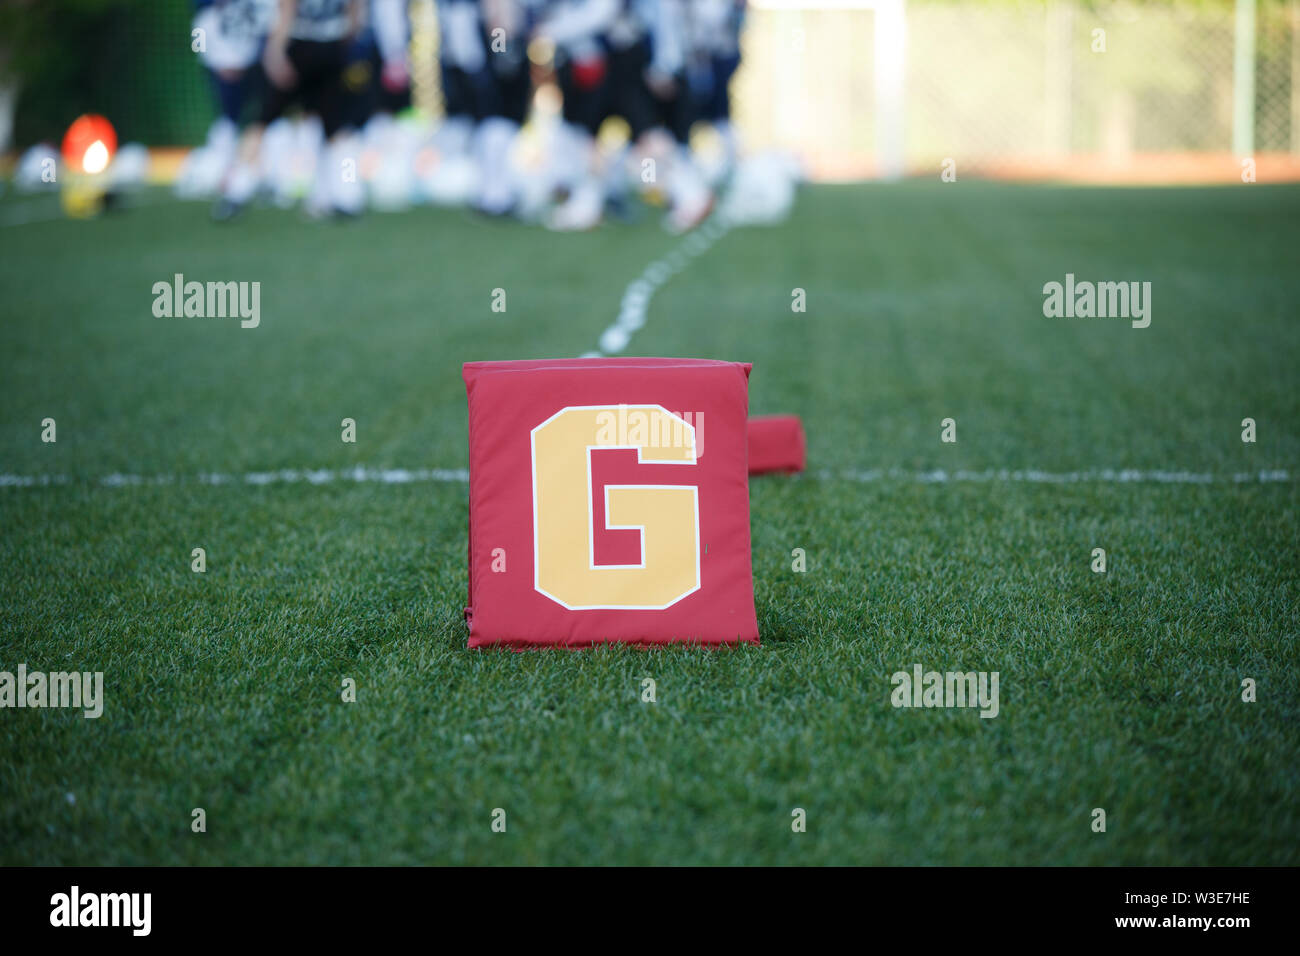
[474,116,519,214]
[328,133,364,214]
[223,161,259,204]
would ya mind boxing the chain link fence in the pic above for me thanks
[733,0,1300,179]
[7,0,1297,181]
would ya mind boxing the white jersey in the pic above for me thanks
[691,0,742,58]
[193,0,275,71]
[540,0,619,59]
[436,0,486,72]
[370,0,409,63]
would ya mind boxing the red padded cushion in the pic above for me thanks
[462,357,760,648]
[747,415,806,474]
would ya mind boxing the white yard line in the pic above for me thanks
[819,467,1291,484]
[0,467,468,489]
[0,466,1289,489]
[582,214,733,357]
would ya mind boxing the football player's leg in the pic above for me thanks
[214,30,318,219]
[547,54,609,231]
[373,0,413,114]
[709,52,741,176]
[437,66,477,157]
[179,69,245,199]
[214,88,283,219]
[313,40,366,217]
[596,40,652,213]
[187,0,270,200]
[658,73,712,233]
[473,38,532,216]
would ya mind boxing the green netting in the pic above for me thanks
[11,0,215,148]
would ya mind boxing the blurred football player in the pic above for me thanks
[474,0,536,216]
[688,0,743,185]
[177,0,274,198]
[214,0,367,220]
[370,0,414,116]
[540,0,711,232]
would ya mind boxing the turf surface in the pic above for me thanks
[1,183,1297,864]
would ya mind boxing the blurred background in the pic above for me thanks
[2,0,1297,198]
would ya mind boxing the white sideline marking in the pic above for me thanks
[819,468,1292,485]
[0,467,1289,489]
[0,467,468,488]
[587,214,733,357]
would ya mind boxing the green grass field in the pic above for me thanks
[1,182,1297,865]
